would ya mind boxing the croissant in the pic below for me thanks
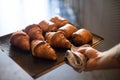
[39,20,58,33]
[45,31,72,49]
[57,24,78,39]
[10,30,30,51]
[31,40,57,60]
[24,24,44,41]
[71,28,93,46]
[50,15,69,28]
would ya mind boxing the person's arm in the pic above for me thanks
[77,43,120,71]
[97,43,120,70]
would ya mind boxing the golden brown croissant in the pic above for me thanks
[31,40,57,60]
[71,28,93,46]
[24,24,44,41]
[45,31,72,49]
[39,20,58,33]
[50,15,69,28]
[10,30,30,51]
[57,24,78,39]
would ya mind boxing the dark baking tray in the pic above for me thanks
[0,33,104,79]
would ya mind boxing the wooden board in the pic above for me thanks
[0,33,103,79]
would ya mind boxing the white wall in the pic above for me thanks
[0,0,49,35]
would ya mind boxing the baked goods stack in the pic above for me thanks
[10,15,93,61]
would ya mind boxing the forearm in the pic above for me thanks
[97,43,120,69]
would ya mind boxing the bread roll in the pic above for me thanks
[71,28,93,46]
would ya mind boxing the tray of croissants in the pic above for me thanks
[0,15,103,78]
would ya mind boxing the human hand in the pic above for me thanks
[76,46,102,71]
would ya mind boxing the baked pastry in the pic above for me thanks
[50,15,69,28]
[10,30,30,51]
[71,28,93,46]
[45,31,72,49]
[24,24,44,41]
[57,24,78,39]
[31,40,57,60]
[39,20,58,33]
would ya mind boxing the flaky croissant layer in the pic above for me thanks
[39,20,58,33]
[50,15,69,28]
[45,31,72,49]
[58,24,78,39]
[31,40,57,60]
[10,30,30,51]
[24,24,44,41]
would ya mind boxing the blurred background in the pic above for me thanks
[0,0,76,36]
[0,0,120,80]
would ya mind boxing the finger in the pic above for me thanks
[85,47,99,58]
[81,44,91,47]
[76,47,87,53]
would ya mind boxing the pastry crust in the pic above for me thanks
[31,40,57,60]
[45,31,72,49]
[71,28,93,46]
[58,24,78,39]
[10,30,30,51]
[50,15,69,28]
[24,24,44,41]
[39,20,58,33]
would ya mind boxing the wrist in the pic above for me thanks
[97,50,120,70]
